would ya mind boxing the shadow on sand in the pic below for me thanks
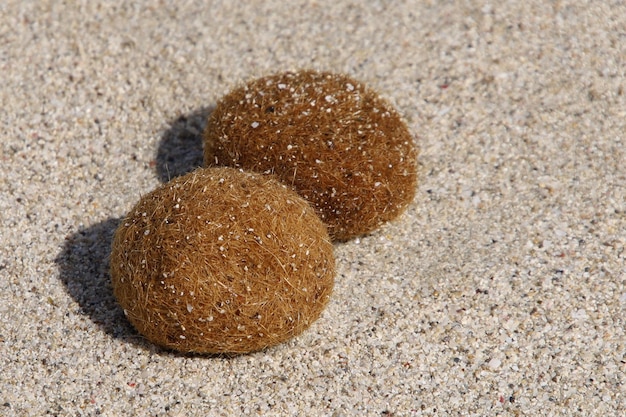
[55,106,224,354]
[154,106,214,183]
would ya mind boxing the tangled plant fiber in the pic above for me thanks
[110,167,335,354]
[204,70,418,241]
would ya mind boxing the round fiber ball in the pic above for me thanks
[204,70,418,241]
[110,167,335,354]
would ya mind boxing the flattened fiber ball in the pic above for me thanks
[110,167,335,354]
[204,70,418,241]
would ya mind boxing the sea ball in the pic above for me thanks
[110,167,335,354]
[204,70,418,241]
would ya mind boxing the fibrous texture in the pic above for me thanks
[204,70,418,241]
[110,167,335,354]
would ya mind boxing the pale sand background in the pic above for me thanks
[1,1,625,416]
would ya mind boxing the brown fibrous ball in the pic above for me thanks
[204,70,418,241]
[110,167,335,354]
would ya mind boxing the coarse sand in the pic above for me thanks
[1,1,625,416]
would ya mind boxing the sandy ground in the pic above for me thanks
[1,1,625,416]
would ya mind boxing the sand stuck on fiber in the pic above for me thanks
[204,70,418,241]
[110,167,335,354]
